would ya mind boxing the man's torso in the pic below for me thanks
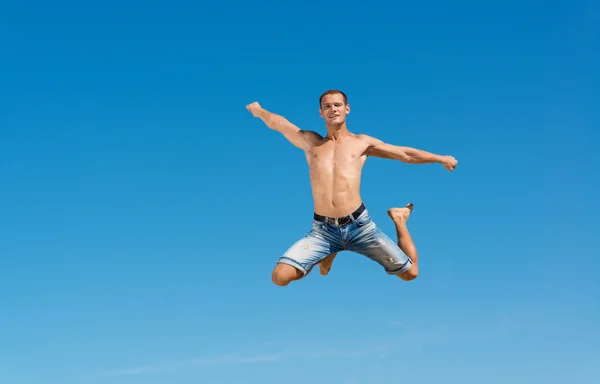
[302,131,370,218]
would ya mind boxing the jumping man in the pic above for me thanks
[246,90,458,286]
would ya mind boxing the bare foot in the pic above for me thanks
[387,203,414,223]
[319,253,337,276]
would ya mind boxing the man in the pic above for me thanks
[246,90,457,286]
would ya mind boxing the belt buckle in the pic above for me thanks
[330,216,350,226]
[338,216,350,226]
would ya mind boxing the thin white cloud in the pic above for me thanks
[101,343,395,377]
[101,313,522,378]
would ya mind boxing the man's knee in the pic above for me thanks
[272,263,303,286]
[396,265,418,281]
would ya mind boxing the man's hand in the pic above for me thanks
[246,102,263,117]
[440,155,458,171]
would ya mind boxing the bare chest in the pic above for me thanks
[307,139,366,171]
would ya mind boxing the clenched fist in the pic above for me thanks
[246,102,263,117]
[441,155,458,172]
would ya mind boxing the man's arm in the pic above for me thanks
[360,134,457,171]
[246,102,314,151]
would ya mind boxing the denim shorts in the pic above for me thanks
[278,207,413,275]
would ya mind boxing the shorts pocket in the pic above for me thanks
[311,220,326,231]
[354,212,372,227]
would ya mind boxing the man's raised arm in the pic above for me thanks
[360,134,458,171]
[246,102,313,152]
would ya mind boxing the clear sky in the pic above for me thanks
[1,0,599,383]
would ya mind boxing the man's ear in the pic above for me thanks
[319,108,324,118]
[346,104,351,114]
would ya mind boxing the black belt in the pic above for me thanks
[314,203,366,226]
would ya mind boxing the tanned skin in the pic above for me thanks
[246,91,457,284]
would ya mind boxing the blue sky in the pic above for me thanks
[1,0,599,383]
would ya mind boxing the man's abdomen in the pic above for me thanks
[310,175,362,218]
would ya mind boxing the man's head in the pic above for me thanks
[319,89,350,128]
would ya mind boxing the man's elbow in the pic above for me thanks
[269,116,287,130]
[398,154,413,163]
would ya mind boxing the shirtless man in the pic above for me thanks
[246,90,457,286]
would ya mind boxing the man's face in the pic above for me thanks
[319,93,350,125]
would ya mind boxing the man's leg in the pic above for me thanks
[272,263,312,286]
[387,203,419,280]
[319,253,338,275]
[346,204,417,280]
[272,222,344,286]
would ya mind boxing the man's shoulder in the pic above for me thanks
[300,129,324,138]
[354,133,381,145]
[300,130,325,144]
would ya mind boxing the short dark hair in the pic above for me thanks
[319,89,348,107]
